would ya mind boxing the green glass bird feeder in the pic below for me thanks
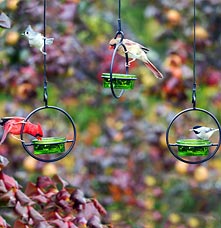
[176,139,211,156]
[102,73,137,90]
[102,0,137,99]
[21,106,76,163]
[32,137,66,155]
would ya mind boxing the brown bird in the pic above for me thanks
[109,37,163,79]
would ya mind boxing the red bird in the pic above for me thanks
[0,117,43,144]
[109,37,163,79]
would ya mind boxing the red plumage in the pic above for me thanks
[0,117,43,144]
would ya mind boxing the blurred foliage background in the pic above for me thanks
[1,0,221,227]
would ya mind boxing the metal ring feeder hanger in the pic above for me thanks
[102,0,137,99]
[166,0,221,164]
[20,0,76,162]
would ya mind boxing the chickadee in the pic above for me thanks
[22,25,54,55]
[189,125,219,140]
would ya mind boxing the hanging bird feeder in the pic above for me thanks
[166,108,221,164]
[176,139,211,156]
[20,0,76,162]
[21,106,76,162]
[102,0,137,98]
[166,0,221,164]
[102,73,137,90]
[32,137,66,155]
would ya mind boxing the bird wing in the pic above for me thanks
[141,46,149,53]
[205,128,213,133]
[121,39,142,58]
[206,128,218,133]
[123,39,150,57]
[123,39,149,52]
[0,117,25,126]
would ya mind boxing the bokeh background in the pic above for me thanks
[1,0,221,227]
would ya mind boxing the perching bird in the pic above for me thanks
[109,37,163,79]
[189,125,219,140]
[22,25,54,55]
[0,117,43,144]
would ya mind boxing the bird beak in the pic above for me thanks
[109,45,114,50]
[36,136,42,140]
[21,33,24,36]
[189,129,193,131]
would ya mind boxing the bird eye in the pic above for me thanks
[26,31,29,35]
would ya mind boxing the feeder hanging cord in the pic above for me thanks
[192,0,197,109]
[117,0,122,33]
[43,0,48,107]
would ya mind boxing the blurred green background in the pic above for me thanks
[1,0,221,227]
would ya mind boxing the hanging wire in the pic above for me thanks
[43,0,48,107]
[117,0,122,33]
[115,0,124,41]
[192,0,197,109]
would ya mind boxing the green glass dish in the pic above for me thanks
[102,73,137,90]
[177,139,211,156]
[32,137,66,155]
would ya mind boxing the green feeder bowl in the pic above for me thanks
[102,73,137,90]
[177,139,211,156]
[32,137,66,155]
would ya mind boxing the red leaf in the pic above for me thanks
[0,172,19,190]
[50,220,69,228]
[52,175,69,189]
[0,215,10,227]
[78,202,100,221]
[90,199,107,216]
[0,179,7,193]
[25,182,38,196]
[35,221,53,228]
[36,176,55,191]
[15,201,29,221]
[13,220,27,228]
[67,222,78,228]
[56,189,70,201]
[16,190,33,205]
[70,189,86,205]
[0,189,16,206]
[31,195,48,204]
[87,215,102,228]
[28,206,45,222]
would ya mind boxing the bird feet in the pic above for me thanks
[125,59,136,68]
[11,134,25,142]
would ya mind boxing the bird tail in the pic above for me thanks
[0,119,8,126]
[0,128,9,144]
[45,38,54,45]
[144,60,163,79]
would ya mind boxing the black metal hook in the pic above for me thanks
[192,83,196,109]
